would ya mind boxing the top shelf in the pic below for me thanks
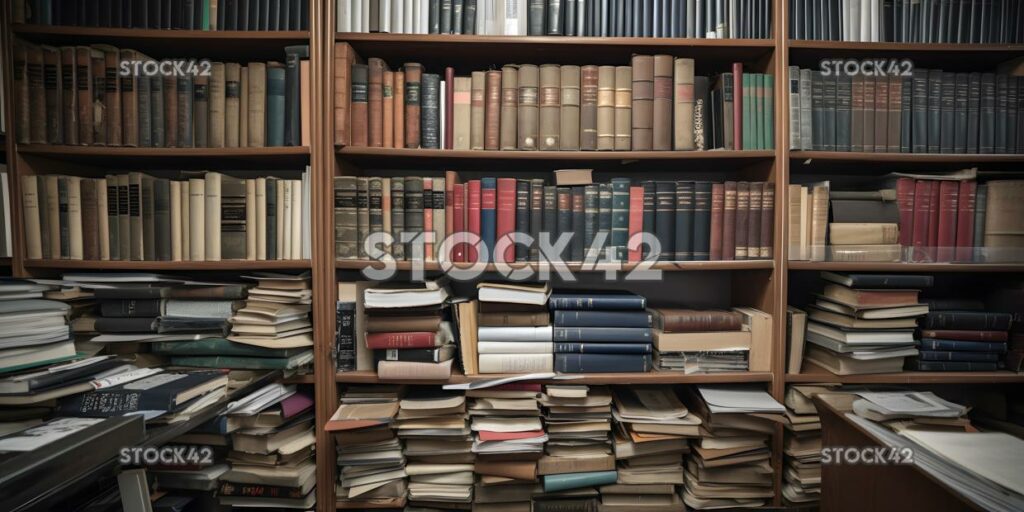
[787,39,1024,70]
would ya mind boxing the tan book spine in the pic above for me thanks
[333,42,354,146]
[470,71,485,150]
[300,59,311,147]
[382,177,392,257]
[68,177,83,260]
[580,65,599,151]
[631,55,654,150]
[239,66,249,147]
[96,178,110,260]
[163,74,177,147]
[88,49,105,145]
[673,58,696,150]
[393,70,405,148]
[484,70,502,150]
[45,176,60,259]
[516,64,539,150]
[292,180,303,259]
[20,175,43,260]
[256,177,267,260]
[282,180,293,258]
[367,58,385,147]
[559,65,581,151]
[614,66,632,150]
[189,178,205,261]
[382,70,394,148]
[246,62,266,147]
[403,63,423,148]
[75,47,93,145]
[246,179,257,260]
[500,65,518,150]
[96,46,122,146]
[596,66,615,150]
[181,178,190,260]
[208,62,226,148]
[828,223,900,245]
[787,184,803,260]
[652,55,673,150]
[205,173,222,261]
[453,76,472,150]
[539,64,561,151]
[170,180,182,261]
[224,62,241,147]
[810,182,829,261]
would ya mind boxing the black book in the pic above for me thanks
[94,317,159,333]
[823,74,837,151]
[940,71,955,153]
[429,0,440,33]
[674,181,694,261]
[922,311,1013,331]
[556,187,573,261]
[529,179,544,261]
[58,371,227,417]
[583,184,599,260]
[266,178,278,259]
[995,73,1008,153]
[528,0,546,35]
[420,74,441,149]
[967,72,981,153]
[515,180,530,262]
[820,271,934,289]
[927,69,942,153]
[570,186,585,262]
[58,177,70,259]
[641,181,656,259]
[153,178,171,261]
[543,186,558,255]
[1008,77,1019,154]
[463,0,477,34]
[911,69,928,153]
[0,358,126,394]
[695,76,711,150]
[692,181,711,261]
[836,75,852,151]
[336,302,355,371]
[953,73,969,153]
[979,72,995,153]
[284,45,309,147]
[452,0,464,33]
[565,0,576,35]
[547,0,564,35]
[654,181,675,261]
[598,183,612,259]
[811,71,824,151]
[373,346,455,364]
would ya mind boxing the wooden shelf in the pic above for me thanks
[336,369,773,385]
[336,259,773,272]
[25,259,312,270]
[787,362,1024,384]
[788,261,1024,272]
[790,150,1024,164]
[787,40,1024,69]
[337,147,775,167]
[788,39,1024,52]
[17,144,310,168]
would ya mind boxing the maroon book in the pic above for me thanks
[732,63,743,150]
[896,177,916,248]
[926,179,941,261]
[935,180,960,262]
[954,180,976,262]
[709,183,725,261]
[911,180,932,262]
[366,331,440,349]
[467,180,482,264]
[444,66,455,149]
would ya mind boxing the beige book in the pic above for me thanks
[247,62,267,147]
[805,346,906,375]
[301,59,311,147]
[127,173,144,260]
[181,179,190,260]
[208,62,226,147]
[538,64,560,150]
[828,223,899,245]
[673,58,696,150]
[596,65,615,150]
[204,172,222,261]
[500,65,518,150]
[224,63,241,147]
[282,180,293,259]
[809,181,829,261]
[479,353,553,373]
[827,244,901,262]
[96,178,110,260]
[20,175,42,260]
[338,281,373,371]
[290,179,302,259]
[276,180,286,259]
[983,180,1024,261]
[453,77,472,150]
[67,177,83,260]
[559,65,581,150]
[652,55,674,150]
[382,177,392,256]
[631,55,654,150]
[239,66,249,147]
[785,306,807,375]
[653,330,751,352]
[537,454,615,476]
[470,71,486,150]
[170,180,182,261]
[393,70,405,148]
[377,359,454,380]
[256,177,267,260]
[116,174,130,260]
[786,184,803,260]
[516,64,539,150]
[189,178,205,261]
[245,179,256,259]
[457,300,479,375]
[614,66,632,150]
[734,307,771,373]
[45,176,60,259]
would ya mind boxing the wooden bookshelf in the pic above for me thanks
[335,259,774,271]
[336,369,774,385]
[23,259,313,270]
[790,150,1024,164]
[16,144,311,167]
[336,146,775,164]
[788,261,1024,272]
[788,362,1024,385]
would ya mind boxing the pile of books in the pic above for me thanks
[539,385,616,504]
[653,308,751,373]
[12,43,310,147]
[341,55,775,151]
[826,188,901,263]
[476,282,552,374]
[400,388,474,507]
[470,382,546,493]
[21,170,312,262]
[0,280,75,381]
[363,280,454,379]
[17,0,310,30]
[911,302,1013,372]
[223,272,314,369]
[804,272,931,375]
[551,291,653,373]
[781,384,833,504]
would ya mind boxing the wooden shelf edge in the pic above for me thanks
[17,144,311,157]
[335,370,773,385]
[337,32,777,48]
[24,259,312,270]
[336,147,775,160]
[790,150,1024,163]
[786,363,1024,384]
[336,259,774,271]
[788,39,1024,52]
[12,24,310,40]
[787,261,1024,272]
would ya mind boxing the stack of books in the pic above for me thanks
[826,188,901,263]
[18,0,310,30]
[0,281,76,380]
[538,385,616,500]
[781,384,832,504]
[653,308,750,373]
[804,272,931,375]
[551,291,653,373]
[476,282,553,374]
[398,388,474,507]
[911,303,1013,372]
[363,281,454,379]
[328,385,407,508]
[225,272,314,366]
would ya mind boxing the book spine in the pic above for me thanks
[674,58,695,150]
[367,58,385,147]
[613,65,632,150]
[480,178,497,261]
[731,63,742,149]
[610,178,629,260]
[923,311,1012,331]
[918,339,1007,352]
[539,64,561,150]
[517,65,539,150]
[907,360,999,372]
[467,180,481,263]
[631,55,654,150]
[570,186,585,261]
[673,181,694,261]
[580,65,599,150]
[759,182,773,259]
[553,327,652,342]
[734,181,749,260]
[935,180,959,262]
[553,342,652,354]
[652,54,672,150]
[560,65,581,150]
[583,184,599,259]
[596,65,615,150]
[515,180,531,262]
[444,66,455,148]
[530,179,544,261]
[954,181,976,262]
[709,182,723,260]
[420,73,441,148]
[500,65,518,150]
[554,353,652,372]
[654,181,675,260]
[721,181,737,260]
[365,331,438,349]
[917,351,1001,363]
[627,186,643,262]
[404,63,422,148]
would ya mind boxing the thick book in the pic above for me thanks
[674,58,695,150]
[580,65,599,150]
[548,291,646,310]
[58,371,227,417]
[553,310,651,327]
[596,65,615,150]
[484,69,501,150]
[918,330,1009,342]
[554,353,652,373]
[539,64,560,150]
[553,327,652,343]
[517,64,539,150]
[500,65,518,150]
[560,65,581,150]
[553,342,652,354]
[906,360,1000,372]
[922,311,1013,331]
[674,181,694,260]
[631,55,654,150]
[403,63,423,148]
[916,351,1001,363]
[918,339,1008,353]
[420,73,441,149]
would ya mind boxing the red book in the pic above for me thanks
[911,180,932,262]
[935,180,959,262]
[366,331,440,349]
[491,383,543,392]
[444,66,455,149]
[895,177,916,248]
[954,180,976,262]
[722,181,737,261]
[926,179,940,261]
[468,180,482,263]
[453,183,466,262]
[732,63,743,150]
[496,178,517,264]
[477,430,546,442]
[627,186,644,262]
[423,180,434,261]
[445,171,457,248]
[709,183,725,260]
[919,329,1009,342]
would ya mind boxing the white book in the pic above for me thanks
[338,0,351,32]
[181,180,190,260]
[507,0,528,35]
[381,0,392,32]
[290,179,302,260]
[871,0,879,42]
[281,180,292,260]
[477,0,488,34]
[392,0,403,33]
[416,0,426,33]
[859,0,870,41]
[478,353,554,374]
[477,341,554,354]
[352,0,362,32]
[404,0,414,33]
[361,0,371,31]
[204,172,222,261]
[478,326,553,342]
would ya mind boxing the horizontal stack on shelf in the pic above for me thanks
[399,388,474,507]
[653,308,754,373]
[10,41,310,147]
[339,0,773,38]
[0,281,75,384]
[12,0,311,30]
[475,282,553,373]
[362,280,455,379]
[551,290,654,372]
[825,187,901,263]
[221,272,314,369]
[912,301,1013,372]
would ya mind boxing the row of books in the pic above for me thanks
[327,382,785,510]
[21,170,312,262]
[790,0,1024,43]
[345,54,775,151]
[12,42,310,147]
[333,174,776,263]
[13,0,311,30]
[339,0,773,39]
[787,67,1024,154]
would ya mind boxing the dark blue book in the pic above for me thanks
[553,310,652,328]
[922,311,1012,331]
[906,359,1001,372]
[917,350,1001,362]
[554,353,653,373]
[553,327,653,343]
[918,339,1007,353]
[548,291,646,310]
[553,342,652,354]
[481,177,497,262]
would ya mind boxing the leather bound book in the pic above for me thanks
[484,70,501,150]
[12,43,32,144]
[641,181,656,259]
[74,47,94,145]
[479,178,498,261]
[208,62,226,148]
[747,182,762,259]
[709,183,724,260]
[580,65,599,150]
[979,73,995,154]
[927,70,942,153]
[692,182,711,261]
[466,180,481,263]
[390,178,405,260]
[887,74,902,152]
[733,181,749,260]
[693,76,709,150]
[654,181,675,260]
[851,75,864,152]
[627,186,644,263]
[927,177,940,260]
[382,70,394,148]
[453,76,472,150]
[471,71,486,150]
[862,76,875,152]
[722,181,737,260]
[452,182,465,262]
[539,64,561,151]
[613,66,632,150]
[895,177,916,248]
[583,184,599,259]
[559,65,581,150]
[630,55,654,150]
[835,75,851,151]
[546,0,564,35]
[731,63,742,150]
[911,69,928,153]
[176,75,194,148]
[596,65,615,150]
[528,0,544,34]
[59,47,79,145]
[910,180,932,262]
[333,43,354,146]
[652,54,673,151]
[955,181,977,262]
[571,187,585,261]
[715,72,734,150]
[193,73,209,148]
[953,73,969,153]
[38,46,60,144]
[403,63,423,148]
[517,65,539,150]
[759,182,774,259]
[153,178,172,261]
[673,58,695,150]
[598,184,612,258]
[555,187,572,261]
[936,180,959,262]
[366,58,385,147]
[87,48,106,145]
[247,62,266,147]
[653,309,743,332]
[500,65,518,150]
[81,179,98,260]
[444,66,455,149]
[420,73,441,149]
[163,75,177,148]
[515,180,530,261]
[530,179,544,261]
[900,75,913,152]
[543,185,558,258]
[822,74,836,151]
[404,177,424,258]
[393,70,405,149]
[941,72,959,153]
[674,181,694,261]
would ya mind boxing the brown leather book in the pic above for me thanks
[516,64,539,150]
[484,70,502,150]
[117,49,136,147]
[746,181,762,259]
[393,70,405,148]
[163,75,178,148]
[470,71,485,150]
[722,181,737,260]
[734,181,749,260]
[673,58,695,150]
[11,42,29,144]
[382,70,394,148]
[651,309,743,332]
[88,48,105,145]
[247,62,267,147]
[850,75,864,151]
[193,73,210,147]
[41,45,63,144]
[652,55,673,150]
[559,65,580,151]
[333,42,355,146]
[453,76,472,150]
[580,65,599,150]
[25,44,46,144]
[760,182,774,258]
[444,67,455,149]
[709,183,724,260]
[477,311,552,327]
[208,62,226,148]
[366,315,442,332]
[874,75,888,152]
[350,63,369,147]
[224,62,240,148]
[80,178,99,260]
[403,62,423,148]
[862,76,875,152]
[73,47,94,145]
[367,58,385,147]
[631,55,654,151]
[613,66,632,150]
[887,74,901,152]
[596,65,615,150]
[500,65,518,150]
[538,64,560,151]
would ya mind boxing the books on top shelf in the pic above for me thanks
[15,0,310,30]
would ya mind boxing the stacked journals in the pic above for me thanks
[477,282,553,373]
[804,272,931,375]
[340,53,775,151]
[12,42,310,147]
[551,291,653,372]
[470,381,546,508]
[364,280,455,379]
[653,308,750,373]
[826,188,901,263]
[911,301,1012,372]
[539,385,615,505]
[399,388,474,507]
[18,0,310,30]
[226,272,314,364]
[781,384,833,504]
[0,281,75,380]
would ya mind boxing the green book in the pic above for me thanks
[742,73,753,150]
[202,0,211,30]
[542,470,617,492]
[170,352,313,370]
[764,74,774,150]
[152,338,305,358]
[755,74,765,150]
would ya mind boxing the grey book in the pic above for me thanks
[822,74,837,151]
[153,178,171,261]
[516,180,530,262]
[193,76,209,148]
[266,63,286,147]
[799,69,812,150]
[547,0,564,34]
[177,75,194,148]
[836,75,852,151]
[420,74,441,149]
[979,72,994,153]
[911,69,928,153]
[356,177,369,258]
[994,73,1007,154]
[674,181,694,261]
[284,45,309,146]
[368,178,384,251]
[529,0,546,35]
[142,176,156,261]
[967,72,981,153]
[810,71,823,150]
[390,178,405,260]
[583,185,599,260]
[900,75,913,152]
[529,179,544,261]
[138,69,152,147]
[440,0,453,33]
[404,177,424,259]
[926,69,942,153]
[453,0,464,33]
[598,183,612,258]
[543,186,558,254]
[150,76,164,147]
[429,0,440,33]
[953,73,969,153]
[266,178,278,259]
[939,71,955,153]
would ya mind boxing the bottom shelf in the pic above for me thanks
[335,369,773,385]
[786,362,1024,384]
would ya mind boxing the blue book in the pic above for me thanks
[553,327,652,343]
[918,339,1007,353]
[542,470,618,492]
[610,178,630,260]
[481,177,497,262]
[916,351,1002,363]
[553,310,652,328]
[554,342,652,354]
[266,63,286,146]
[554,353,653,373]
[906,360,1001,372]
[548,291,646,310]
